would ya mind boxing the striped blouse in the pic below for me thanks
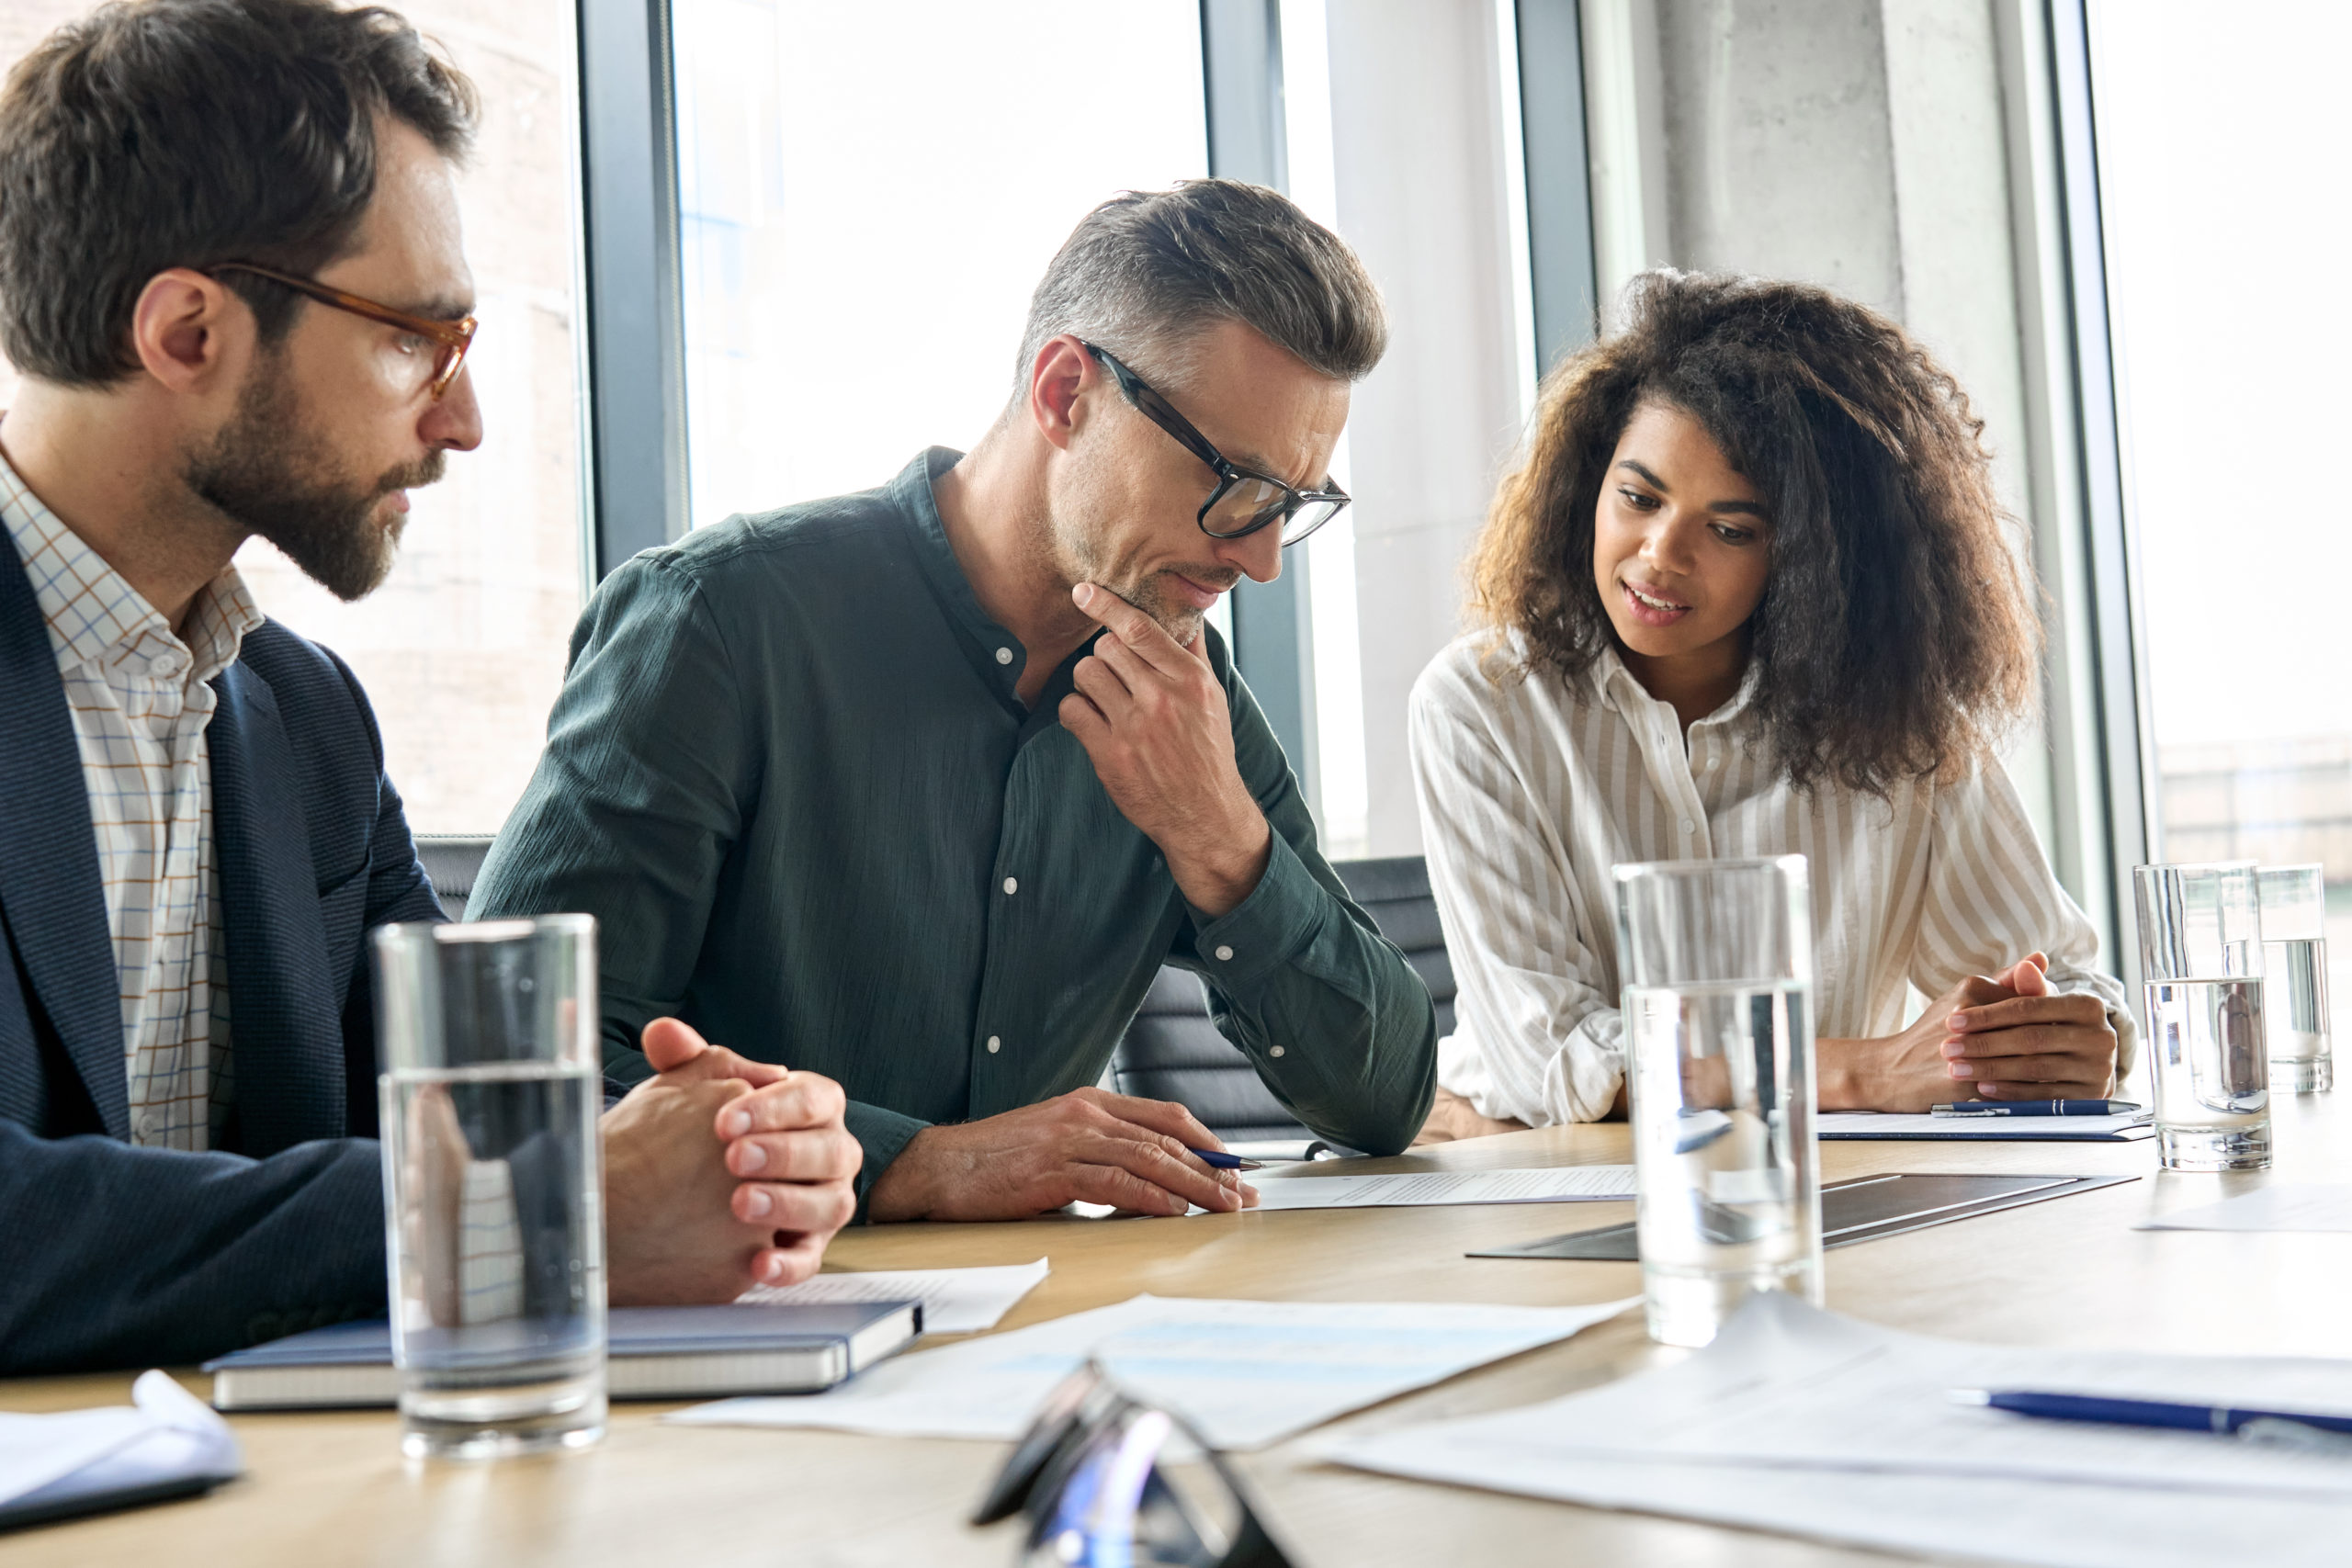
[1408,631,2136,1126]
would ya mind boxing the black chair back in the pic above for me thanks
[1109,855,1452,1145]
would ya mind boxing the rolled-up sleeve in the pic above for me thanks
[1409,658,1625,1126]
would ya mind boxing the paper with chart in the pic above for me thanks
[0,1371,239,1515]
[1816,1109,2154,1140]
[1331,1292,2352,1568]
[670,1293,1637,1450]
[739,1258,1048,1334]
[1240,1166,1637,1211]
[2137,1185,2352,1233]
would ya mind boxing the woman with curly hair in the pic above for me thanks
[1409,270,2134,1137]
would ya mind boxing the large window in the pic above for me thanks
[0,2,588,838]
[2088,2,2352,971]
[669,0,1209,525]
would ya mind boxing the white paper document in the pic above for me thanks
[1332,1292,2352,1568]
[671,1293,1636,1451]
[0,1371,240,1517]
[1241,1166,1636,1210]
[2137,1184,2352,1234]
[738,1258,1049,1335]
[1816,1109,2154,1140]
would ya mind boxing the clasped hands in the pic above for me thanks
[601,1017,861,1304]
[1824,953,2120,1111]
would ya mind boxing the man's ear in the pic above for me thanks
[1028,335,1091,453]
[127,267,248,395]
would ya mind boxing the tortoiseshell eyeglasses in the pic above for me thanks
[210,261,477,400]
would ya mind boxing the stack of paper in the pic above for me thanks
[2137,1185,2352,1233]
[0,1371,241,1529]
[1332,1293,2352,1567]
[739,1258,1049,1334]
[1816,1109,2154,1141]
[1239,1166,1636,1211]
[672,1293,1636,1451]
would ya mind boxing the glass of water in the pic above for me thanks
[2257,863,2332,1094]
[1615,855,1821,1348]
[373,915,605,1458]
[2133,862,2271,1170]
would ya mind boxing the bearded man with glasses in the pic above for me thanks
[478,180,1438,1224]
[0,0,859,1377]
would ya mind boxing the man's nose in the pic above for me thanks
[421,364,486,454]
[1219,519,1284,585]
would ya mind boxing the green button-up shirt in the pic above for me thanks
[473,450,1437,1204]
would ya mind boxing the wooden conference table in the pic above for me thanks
[11,1092,2352,1567]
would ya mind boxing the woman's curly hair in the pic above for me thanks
[1468,269,2040,795]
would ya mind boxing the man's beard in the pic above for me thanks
[1043,468,1238,644]
[184,366,444,603]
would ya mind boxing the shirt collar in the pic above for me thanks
[1588,641,1762,729]
[0,445,262,682]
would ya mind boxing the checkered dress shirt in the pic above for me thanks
[2,453,262,1151]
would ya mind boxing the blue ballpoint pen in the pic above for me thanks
[1187,1146,1263,1172]
[1928,1099,2142,1117]
[1952,1388,2352,1438]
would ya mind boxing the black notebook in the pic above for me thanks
[204,1300,922,1411]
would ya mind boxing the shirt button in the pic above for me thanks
[995,647,1013,665]
[150,654,182,676]
[1002,876,1018,896]
[1214,945,1234,962]
[1680,819,1696,834]
[1270,1045,1286,1058]
[987,1035,1001,1054]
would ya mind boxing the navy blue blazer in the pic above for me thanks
[0,541,443,1374]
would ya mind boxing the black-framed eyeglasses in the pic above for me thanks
[973,1358,1295,1568]
[1081,342,1350,548]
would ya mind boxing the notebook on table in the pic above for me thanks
[205,1300,922,1412]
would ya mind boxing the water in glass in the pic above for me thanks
[381,1059,605,1457]
[2263,937,2331,1093]
[2144,977,2271,1170]
[1626,978,1822,1348]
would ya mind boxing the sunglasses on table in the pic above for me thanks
[972,1358,1295,1568]
[209,261,478,401]
[1080,342,1350,548]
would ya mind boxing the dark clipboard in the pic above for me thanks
[1467,1171,2139,1261]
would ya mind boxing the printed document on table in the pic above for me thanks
[739,1258,1048,1334]
[1816,1110,2154,1140]
[0,1371,240,1519]
[2137,1184,2352,1233]
[671,1293,1636,1451]
[1330,1292,2352,1568]
[1238,1166,1637,1211]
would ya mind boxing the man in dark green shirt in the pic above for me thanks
[475,181,1437,1221]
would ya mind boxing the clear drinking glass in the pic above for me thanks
[2257,863,2333,1094]
[373,915,606,1458]
[2133,863,2272,1170]
[1615,856,1822,1348]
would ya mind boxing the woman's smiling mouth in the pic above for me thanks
[1621,577,1691,626]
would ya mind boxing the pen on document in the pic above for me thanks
[1951,1388,2352,1442]
[1187,1147,1263,1172]
[1928,1100,2142,1118]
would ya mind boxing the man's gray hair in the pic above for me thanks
[1013,178,1386,397]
